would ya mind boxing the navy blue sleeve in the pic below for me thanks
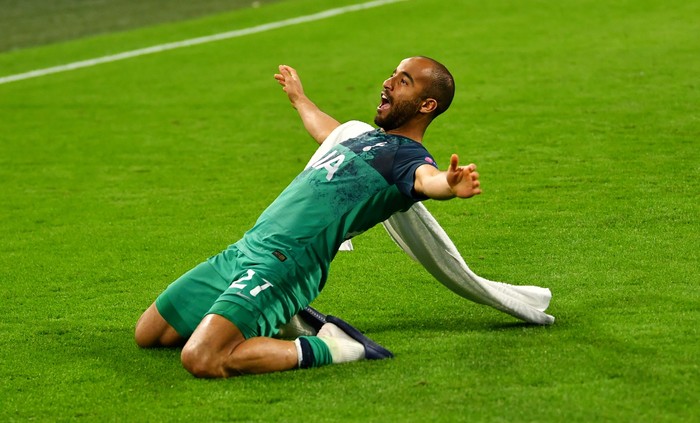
[392,142,439,201]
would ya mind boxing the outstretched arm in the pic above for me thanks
[274,65,341,144]
[414,154,482,200]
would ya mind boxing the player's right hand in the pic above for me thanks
[274,65,305,106]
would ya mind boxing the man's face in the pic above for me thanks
[374,57,433,131]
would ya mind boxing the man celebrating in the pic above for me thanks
[135,56,481,378]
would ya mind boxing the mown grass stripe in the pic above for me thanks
[0,0,405,85]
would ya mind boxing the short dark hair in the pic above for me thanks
[418,56,455,118]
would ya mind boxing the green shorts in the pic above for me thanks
[155,245,313,339]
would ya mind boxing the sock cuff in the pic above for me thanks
[295,337,314,369]
[297,336,333,368]
[293,338,305,368]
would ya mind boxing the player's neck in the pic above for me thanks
[385,125,427,143]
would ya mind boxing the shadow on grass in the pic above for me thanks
[358,314,556,335]
[486,321,554,331]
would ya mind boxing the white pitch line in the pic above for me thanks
[0,0,405,86]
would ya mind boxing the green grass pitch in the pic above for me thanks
[1,0,698,421]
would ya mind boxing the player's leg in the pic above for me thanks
[176,253,392,377]
[134,261,232,348]
[180,313,393,378]
[135,302,186,348]
[181,313,370,377]
[180,307,393,378]
[180,266,303,377]
[181,314,299,377]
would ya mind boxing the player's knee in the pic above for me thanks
[181,343,232,378]
[134,319,157,348]
[134,304,185,348]
[180,346,206,377]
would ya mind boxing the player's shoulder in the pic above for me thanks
[394,138,438,168]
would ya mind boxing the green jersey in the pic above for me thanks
[231,129,438,296]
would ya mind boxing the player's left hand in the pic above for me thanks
[447,154,481,198]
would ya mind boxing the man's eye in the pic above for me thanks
[401,79,408,85]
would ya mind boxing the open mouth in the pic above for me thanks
[377,92,391,111]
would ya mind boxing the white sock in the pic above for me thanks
[293,338,304,368]
[317,323,365,364]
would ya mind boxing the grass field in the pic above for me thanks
[1,0,698,421]
[0,0,284,52]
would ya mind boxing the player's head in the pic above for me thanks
[374,56,455,131]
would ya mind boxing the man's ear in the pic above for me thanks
[420,98,438,114]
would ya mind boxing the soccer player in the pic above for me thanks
[134,56,481,378]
